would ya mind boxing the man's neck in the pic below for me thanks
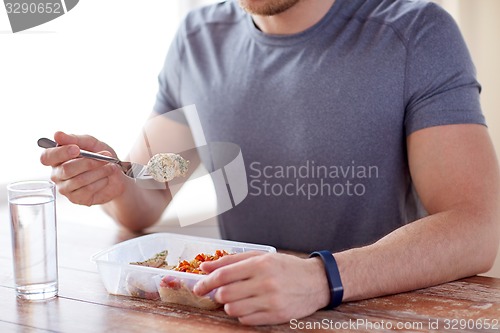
[252,0,336,35]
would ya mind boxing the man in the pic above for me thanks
[41,0,499,326]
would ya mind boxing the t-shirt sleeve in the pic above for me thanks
[403,3,485,136]
[153,25,185,115]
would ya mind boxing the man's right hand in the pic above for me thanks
[40,131,130,206]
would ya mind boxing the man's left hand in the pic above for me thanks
[193,251,330,325]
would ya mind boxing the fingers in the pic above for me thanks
[54,131,103,152]
[65,176,110,206]
[238,309,289,326]
[224,295,289,325]
[54,131,78,145]
[39,131,127,207]
[194,253,328,326]
[193,252,264,296]
[57,163,125,206]
[40,143,80,167]
[214,276,260,304]
[56,161,116,193]
[41,131,108,168]
[216,272,291,325]
[200,251,263,273]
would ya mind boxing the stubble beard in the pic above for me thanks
[238,0,301,16]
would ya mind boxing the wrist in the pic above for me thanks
[307,257,331,310]
[310,250,344,309]
[333,250,359,302]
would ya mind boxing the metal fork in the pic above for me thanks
[37,138,150,179]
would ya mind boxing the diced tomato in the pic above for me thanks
[172,250,231,275]
[160,276,181,290]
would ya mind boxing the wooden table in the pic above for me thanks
[0,200,499,333]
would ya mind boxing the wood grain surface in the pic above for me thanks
[0,202,499,333]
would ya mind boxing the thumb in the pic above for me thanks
[54,131,107,153]
[54,131,78,145]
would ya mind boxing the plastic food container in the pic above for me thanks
[91,233,276,309]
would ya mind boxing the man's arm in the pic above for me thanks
[42,115,198,232]
[101,180,171,232]
[193,123,500,325]
[103,109,201,231]
[336,123,500,301]
[40,131,170,231]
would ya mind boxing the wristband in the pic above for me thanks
[309,250,344,309]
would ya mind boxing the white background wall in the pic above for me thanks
[0,1,216,185]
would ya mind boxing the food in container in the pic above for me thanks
[157,275,219,309]
[154,249,230,309]
[126,271,161,300]
[91,233,276,309]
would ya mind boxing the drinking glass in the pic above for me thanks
[7,180,58,300]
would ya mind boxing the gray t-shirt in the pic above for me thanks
[153,0,485,252]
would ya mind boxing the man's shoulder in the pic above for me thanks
[347,0,454,42]
[182,0,245,37]
[353,0,444,21]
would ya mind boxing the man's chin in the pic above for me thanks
[238,0,300,16]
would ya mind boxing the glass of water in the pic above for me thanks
[7,180,58,300]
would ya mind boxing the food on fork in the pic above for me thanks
[146,153,190,182]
